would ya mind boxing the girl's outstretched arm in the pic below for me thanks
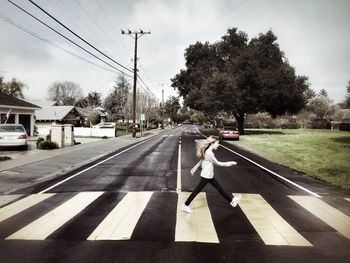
[207,151,237,167]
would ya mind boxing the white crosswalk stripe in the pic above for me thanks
[6,192,103,240]
[0,192,349,245]
[175,192,219,243]
[0,194,55,223]
[238,193,312,246]
[87,191,152,240]
[289,195,350,239]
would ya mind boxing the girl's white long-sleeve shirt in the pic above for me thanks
[192,148,233,179]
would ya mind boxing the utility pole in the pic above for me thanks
[162,87,164,129]
[121,29,151,138]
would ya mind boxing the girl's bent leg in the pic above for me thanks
[209,178,232,203]
[185,177,209,206]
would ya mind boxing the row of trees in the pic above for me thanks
[244,89,348,129]
[46,76,160,127]
[1,75,163,128]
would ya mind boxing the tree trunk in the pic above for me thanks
[233,112,245,135]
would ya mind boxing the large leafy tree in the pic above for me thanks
[104,75,130,121]
[0,78,26,99]
[171,28,311,133]
[307,95,332,121]
[48,81,83,105]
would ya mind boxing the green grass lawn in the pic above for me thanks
[233,129,350,189]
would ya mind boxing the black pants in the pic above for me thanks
[185,177,232,206]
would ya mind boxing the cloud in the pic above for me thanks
[0,0,349,103]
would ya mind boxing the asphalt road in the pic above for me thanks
[0,125,349,263]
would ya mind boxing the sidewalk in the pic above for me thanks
[0,128,170,196]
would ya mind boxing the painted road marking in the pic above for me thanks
[289,195,350,239]
[175,192,219,243]
[0,194,54,223]
[88,191,153,240]
[195,128,321,198]
[239,193,312,246]
[345,198,350,202]
[176,136,182,193]
[38,134,163,194]
[6,192,102,240]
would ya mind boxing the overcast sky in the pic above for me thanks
[0,0,349,105]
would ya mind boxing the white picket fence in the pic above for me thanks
[37,127,115,138]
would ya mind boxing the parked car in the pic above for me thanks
[0,124,28,150]
[219,126,240,140]
[92,122,116,128]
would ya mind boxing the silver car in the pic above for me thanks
[0,124,28,150]
[92,122,116,128]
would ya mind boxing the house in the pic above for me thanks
[0,92,41,136]
[35,106,84,136]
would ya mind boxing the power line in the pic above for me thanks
[52,0,123,62]
[0,13,113,73]
[49,0,106,49]
[137,58,158,91]
[25,0,133,74]
[96,0,119,41]
[0,13,120,75]
[72,0,124,58]
[137,74,157,99]
[95,0,132,56]
[137,79,155,99]
[6,0,133,78]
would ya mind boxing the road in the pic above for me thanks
[0,125,349,263]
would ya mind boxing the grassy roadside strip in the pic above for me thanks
[227,129,350,190]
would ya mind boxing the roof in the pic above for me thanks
[75,107,106,117]
[35,106,76,121]
[0,92,41,109]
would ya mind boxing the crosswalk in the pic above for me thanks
[0,191,349,246]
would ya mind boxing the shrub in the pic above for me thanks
[38,141,59,150]
[36,137,45,148]
[0,156,12,162]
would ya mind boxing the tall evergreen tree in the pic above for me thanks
[104,75,130,121]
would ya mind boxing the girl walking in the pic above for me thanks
[182,136,241,213]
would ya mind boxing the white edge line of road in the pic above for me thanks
[176,135,182,193]
[196,128,321,198]
[38,134,162,194]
